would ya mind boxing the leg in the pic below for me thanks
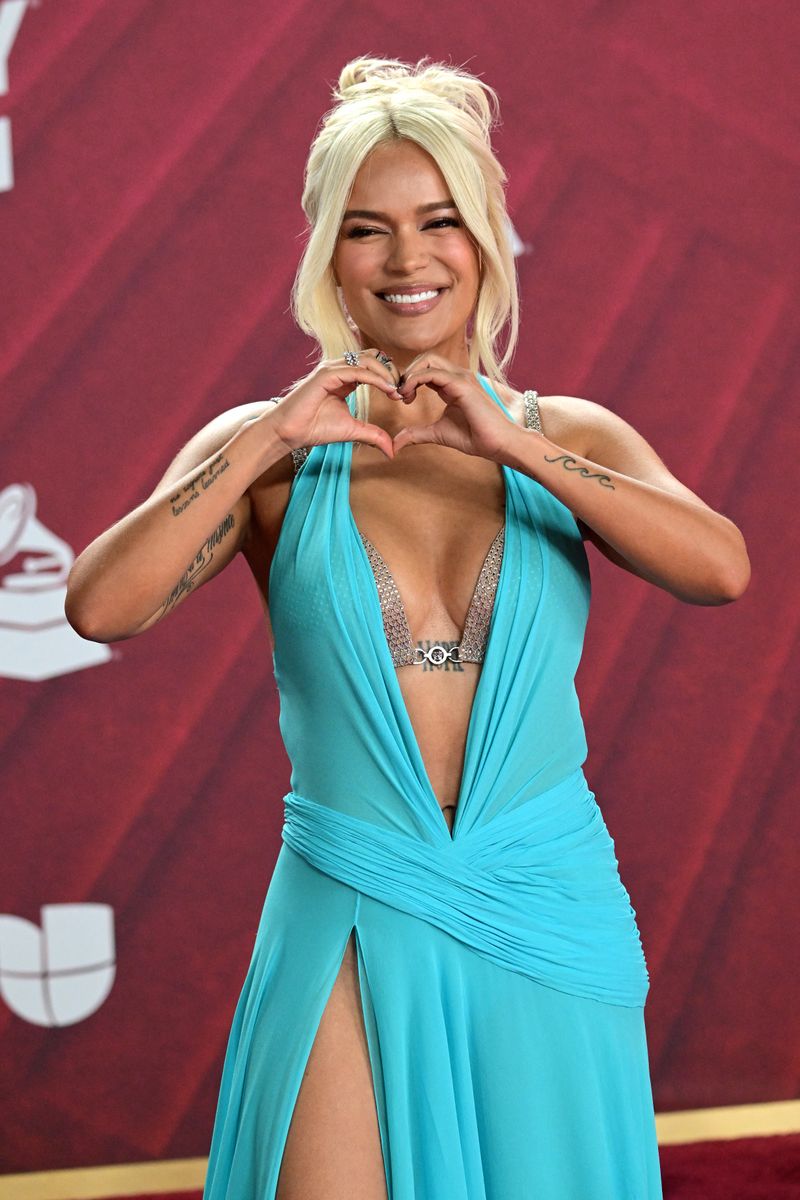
[276,929,388,1200]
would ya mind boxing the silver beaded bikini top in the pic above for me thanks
[291,388,542,668]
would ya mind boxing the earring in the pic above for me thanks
[340,292,358,333]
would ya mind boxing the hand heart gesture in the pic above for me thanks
[392,355,513,462]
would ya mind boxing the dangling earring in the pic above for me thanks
[339,288,359,335]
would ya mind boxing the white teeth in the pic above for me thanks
[381,289,441,304]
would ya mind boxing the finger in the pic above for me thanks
[355,423,396,460]
[328,365,403,399]
[347,348,401,388]
[398,366,459,399]
[365,347,402,387]
[392,423,436,454]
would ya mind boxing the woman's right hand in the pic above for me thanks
[253,349,403,461]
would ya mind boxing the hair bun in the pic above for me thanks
[333,55,499,136]
[335,56,409,98]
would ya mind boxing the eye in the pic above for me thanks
[344,217,462,239]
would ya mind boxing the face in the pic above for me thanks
[332,139,481,372]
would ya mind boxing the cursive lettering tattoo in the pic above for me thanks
[543,453,616,489]
[157,513,236,616]
[169,452,231,516]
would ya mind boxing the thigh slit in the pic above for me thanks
[275,923,389,1200]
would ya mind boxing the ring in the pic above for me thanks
[376,351,393,368]
[344,350,360,366]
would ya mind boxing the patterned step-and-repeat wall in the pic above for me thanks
[1,0,797,1175]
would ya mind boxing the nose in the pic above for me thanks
[384,226,430,275]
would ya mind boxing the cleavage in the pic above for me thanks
[349,447,506,641]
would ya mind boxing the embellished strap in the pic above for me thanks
[361,524,505,669]
[360,537,415,666]
[454,526,505,663]
[522,389,541,434]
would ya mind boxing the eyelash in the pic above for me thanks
[345,217,461,239]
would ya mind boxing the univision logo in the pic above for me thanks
[0,903,115,1026]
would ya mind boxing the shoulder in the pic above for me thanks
[490,382,593,459]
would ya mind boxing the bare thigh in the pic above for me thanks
[275,930,388,1200]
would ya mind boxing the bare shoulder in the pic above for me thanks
[491,382,592,459]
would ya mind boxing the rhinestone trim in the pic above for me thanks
[522,389,541,434]
[359,524,506,667]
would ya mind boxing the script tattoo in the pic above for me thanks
[543,453,616,489]
[169,452,231,516]
[158,513,236,616]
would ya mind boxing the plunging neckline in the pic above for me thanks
[345,379,513,841]
[356,523,505,666]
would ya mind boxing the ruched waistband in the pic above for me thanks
[281,767,650,1008]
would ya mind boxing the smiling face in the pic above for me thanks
[332,139,481,374]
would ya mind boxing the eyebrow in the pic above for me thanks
[341,200,458,221]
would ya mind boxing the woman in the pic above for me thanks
[66,55,750,1200]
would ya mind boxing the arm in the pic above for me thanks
[497,396,751,605]
[64,403,289,642]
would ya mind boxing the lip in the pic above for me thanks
[376,287,448,316]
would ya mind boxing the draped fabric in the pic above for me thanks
[203,377,662,1199]
[282,766,649,1009]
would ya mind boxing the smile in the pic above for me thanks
[377,288,447,315]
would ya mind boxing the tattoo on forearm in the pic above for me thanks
[169,452,231,516]
[158,513,236,616]
[543,453,616,490]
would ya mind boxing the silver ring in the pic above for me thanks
[376,351,393,369]
[344,350,360,366]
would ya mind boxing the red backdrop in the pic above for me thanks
[1,0,797,1174]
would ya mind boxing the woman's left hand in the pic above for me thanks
[392,354,515,462]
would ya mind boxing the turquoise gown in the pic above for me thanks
[202,376,663,1198]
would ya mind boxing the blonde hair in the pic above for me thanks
[289,54,520,423]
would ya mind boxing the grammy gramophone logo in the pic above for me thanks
[0,482,111,681]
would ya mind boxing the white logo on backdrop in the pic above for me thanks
[0,482,111,680]
[0,902,115,1026]
[0,0,28,193]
